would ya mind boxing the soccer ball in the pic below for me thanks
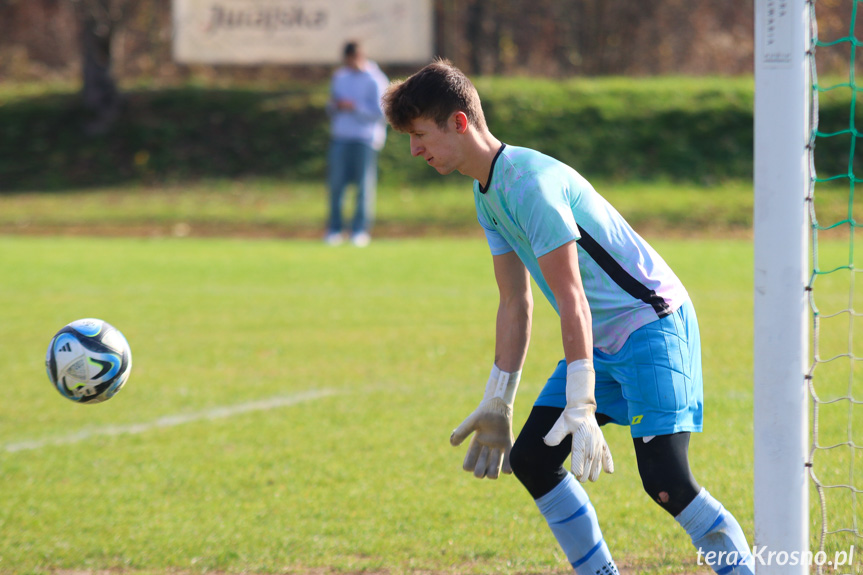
[45,318,132,404]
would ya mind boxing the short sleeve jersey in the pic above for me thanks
[474,145,689,354]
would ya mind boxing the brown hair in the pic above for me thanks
[343,41,359,58]
[382,58,487,133]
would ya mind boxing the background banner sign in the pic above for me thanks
[172,0,434,64]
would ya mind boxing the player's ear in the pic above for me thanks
[453,111,469,134]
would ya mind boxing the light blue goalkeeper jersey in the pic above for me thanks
[475,145,689,354]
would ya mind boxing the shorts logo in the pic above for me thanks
[631,415,643,425]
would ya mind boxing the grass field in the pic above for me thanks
[0,170,859,574]
[2,67,860,572]
[0,230,760,575]
[0,177,852,240]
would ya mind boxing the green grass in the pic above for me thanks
[0,232,856,574]
[0,179,480,238]
[0,234,756,575]
[0,72,858,573]
[0,177,834,239]
[0,176,853,241]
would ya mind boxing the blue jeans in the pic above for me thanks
[327,140,378,235]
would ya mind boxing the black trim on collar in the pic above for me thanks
[479,143,507,194]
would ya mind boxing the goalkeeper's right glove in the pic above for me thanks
[543,359,614,482]
[449,365,521,479]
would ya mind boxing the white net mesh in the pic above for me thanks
[806,1,863,571]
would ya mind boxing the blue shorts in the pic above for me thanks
[534,300,704,438]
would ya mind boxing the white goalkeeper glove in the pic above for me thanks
[543,359,614,482]
[449,365,521,479]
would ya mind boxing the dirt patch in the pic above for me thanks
[0,221,487,240]
[0,221,752,242]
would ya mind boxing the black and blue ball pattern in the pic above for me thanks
[45,318,132,404]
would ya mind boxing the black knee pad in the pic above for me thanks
[633,432,701,517]
[510,406,571,499]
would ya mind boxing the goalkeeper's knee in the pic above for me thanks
[510,406,571,499]
[633,432,701,516]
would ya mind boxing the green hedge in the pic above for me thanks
[0,76,855,191]
[383,76,757,185]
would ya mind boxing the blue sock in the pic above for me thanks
[675,488,754,575]
[535,473,619,575]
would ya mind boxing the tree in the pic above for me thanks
[71,0,125,134]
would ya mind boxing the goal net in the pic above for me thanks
[806,0,863,572]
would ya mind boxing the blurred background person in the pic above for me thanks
[324,41,389,247]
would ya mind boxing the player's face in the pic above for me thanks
[408,117,463,176]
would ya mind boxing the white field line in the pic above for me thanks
[3,388,337,453]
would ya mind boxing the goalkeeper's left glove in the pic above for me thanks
[449,365,521,479]
[543,359,614,482]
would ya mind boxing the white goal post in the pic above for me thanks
[753,0,810,573]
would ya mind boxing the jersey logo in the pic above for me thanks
[631,415,643,425]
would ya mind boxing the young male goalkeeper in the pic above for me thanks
[382,59,755,575]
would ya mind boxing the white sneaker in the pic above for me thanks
[324,232,343,246]
[351,232,371,247]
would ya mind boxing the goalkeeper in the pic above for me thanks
[382,59,754,575]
